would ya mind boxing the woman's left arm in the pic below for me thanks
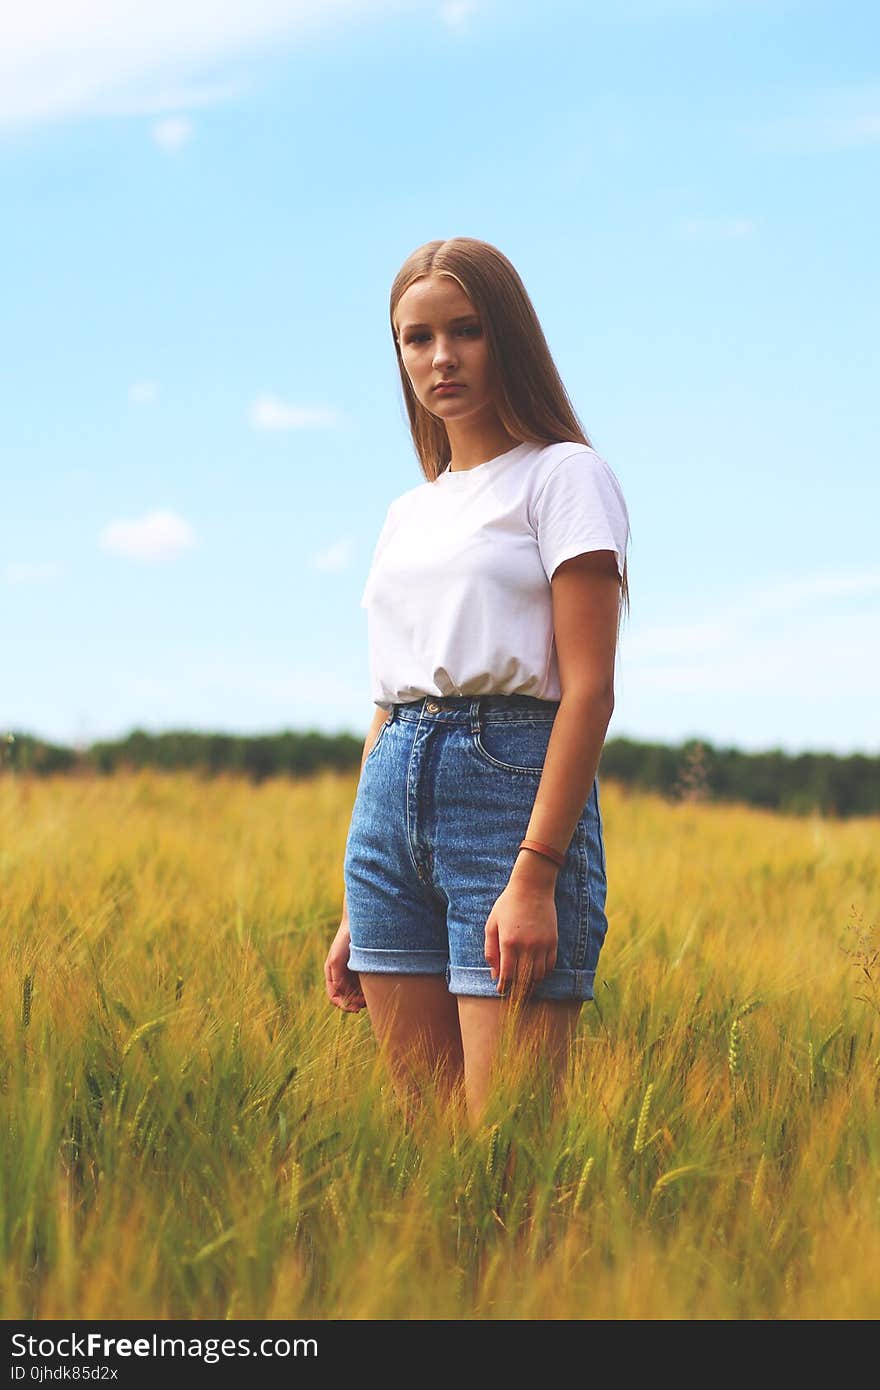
[483,550,622,995]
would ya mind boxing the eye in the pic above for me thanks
[405,325,481,345]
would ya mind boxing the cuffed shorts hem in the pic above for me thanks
[347,944,449,975]
[447,964,595,1001]
[347,945,595,1001]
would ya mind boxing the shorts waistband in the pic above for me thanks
[390,694,559,724]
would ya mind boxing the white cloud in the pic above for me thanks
[249,395,339,430]
[99,509,197,560]
[629,613,880,698]
[624,568,880,698]
[731,567,880,619]
[4,561,62,585]
[636,568,880,648]
[111,78,250,118]
[0,0,405,131]
[439,1,478,28]
[129,379,159,403]
[738,85,880,155]
[151,115,194,151]
[311,539,354,573]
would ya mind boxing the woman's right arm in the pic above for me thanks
[325,705,391,1011]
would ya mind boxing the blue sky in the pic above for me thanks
[2,0,877,756]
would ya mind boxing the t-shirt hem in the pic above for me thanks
[547,541,625,581]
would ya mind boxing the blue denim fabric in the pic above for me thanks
[343,693,610,1001]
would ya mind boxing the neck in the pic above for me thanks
[445,416,520,472]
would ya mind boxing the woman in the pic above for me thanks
[324,237,631,1123]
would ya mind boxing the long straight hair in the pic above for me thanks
[389,236,630,622]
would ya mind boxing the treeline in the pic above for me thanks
[1,726,876,818]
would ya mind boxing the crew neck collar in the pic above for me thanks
[436,441,531,482]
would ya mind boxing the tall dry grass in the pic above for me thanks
[0,769,877,1319]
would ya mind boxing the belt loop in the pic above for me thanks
[469,696,482,736]
[387,704,397,723]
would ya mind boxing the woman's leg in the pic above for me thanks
[358,973,465,1120]
[457,996,582,1122]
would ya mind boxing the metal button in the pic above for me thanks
[426,701,440,712]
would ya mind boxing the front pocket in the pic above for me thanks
[364,716,391,763]
[471,718,555,775]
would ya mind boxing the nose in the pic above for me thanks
[432,335,458,371]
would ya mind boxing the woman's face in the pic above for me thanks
[394,275,498,425]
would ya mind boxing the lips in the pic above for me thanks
[434,383,465,392]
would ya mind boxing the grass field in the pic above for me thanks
[1,769,878,1319]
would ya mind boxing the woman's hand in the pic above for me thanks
[483,856,559,997]
[324,917,366,1012]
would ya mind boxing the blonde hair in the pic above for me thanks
[389,236,630,622]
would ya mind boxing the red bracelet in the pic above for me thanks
[518,838,565,868]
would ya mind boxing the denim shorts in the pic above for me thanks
[343,693,610,1001]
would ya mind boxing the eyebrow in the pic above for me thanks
[399,314,480,332]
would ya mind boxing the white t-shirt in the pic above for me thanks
[359,439,630,712]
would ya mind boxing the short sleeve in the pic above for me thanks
[532,450,629,582]
[359,500,398,608]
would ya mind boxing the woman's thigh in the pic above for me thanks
[358,973,464,1082]
[457,996,582,1116]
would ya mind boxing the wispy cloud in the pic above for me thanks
[99,509,197,561]
[628,569,880,664]
[634,566,880,638]
[629,611,880,698]
[4,561,62,586]
[249,395,339,430]
[151,116,194,152]
[0,0,404,132]
[734,567,880,616]
[625,568,880,698]
[439,0,479,29]
[110,78,250,118]
[310,539,354,572]
[738,84,880,155]
[129,380,159,404]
